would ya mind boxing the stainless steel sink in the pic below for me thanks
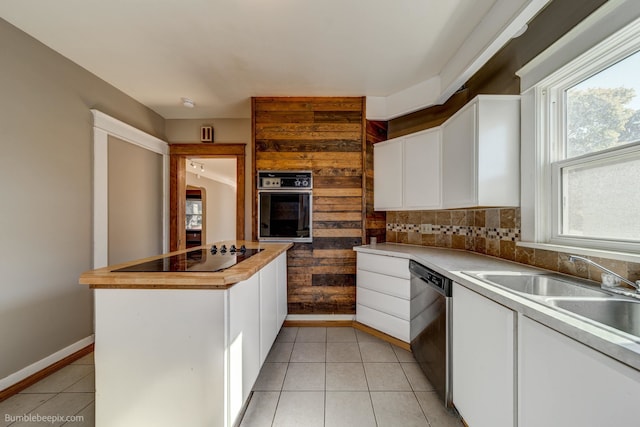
[466,272,610,298]
[547,298,640,338]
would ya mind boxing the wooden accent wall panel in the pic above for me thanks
[253,97,365,314]
[365,120,388,244]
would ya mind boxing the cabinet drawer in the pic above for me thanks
[357,269,410,299]
[356,304,409,342]
[357,287,410,321]
[357,253,410,279]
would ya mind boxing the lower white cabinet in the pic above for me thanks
[259,257,278,366]
[276,252,288,327]
[259,252,287,366]
[452,283,516,427]
[229,274,261,422]
[356,252,410,341]
[518,315,640,427]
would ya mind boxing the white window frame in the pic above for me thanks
[517,0,640,262]
[551,143,640,250]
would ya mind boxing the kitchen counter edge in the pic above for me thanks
[354,243,640,371]
[79,241,292,290]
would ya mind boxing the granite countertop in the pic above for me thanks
[354,243,640,371]
[79,240,292,290]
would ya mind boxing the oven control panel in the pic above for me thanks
[258,171,312,189]
[261,177,282,188]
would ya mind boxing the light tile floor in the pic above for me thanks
[241,327,464,427]
[0,327,463,427]
[1,353,95,427]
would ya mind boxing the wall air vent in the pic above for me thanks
[200,126,214,142]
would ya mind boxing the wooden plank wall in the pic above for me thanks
[252,97,365,314]
[365,120,388,244]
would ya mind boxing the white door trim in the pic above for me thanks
[91,110,169,268]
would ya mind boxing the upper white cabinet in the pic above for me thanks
[404,130,441,209]
[374,95,520,211]
[441,95,520,208]
[374,137,404,210]
[374,128,442,211]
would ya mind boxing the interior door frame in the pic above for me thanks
[169,143,246,251]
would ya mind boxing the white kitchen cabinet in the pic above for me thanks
[518,315,640,427]
[441,95,520,209]
[374,128,441,211]
[373,137,403,210]
[229,273,261,422]
[259,255,279,366]
[452,283,516,427]
[404,129,441,209]
[356,252,411,341]
[276,252,288,328]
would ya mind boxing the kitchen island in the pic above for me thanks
[79,240,292,427]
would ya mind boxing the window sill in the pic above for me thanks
[516,241,640,264]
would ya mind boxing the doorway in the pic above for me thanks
[169,143,245,251]
[186,158,236,245]
[185,185,206,248]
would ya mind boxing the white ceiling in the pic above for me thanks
[187,158,237,187]
[0,0,548,119]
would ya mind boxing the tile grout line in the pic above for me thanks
[324,329,327,427]
[356,329,380,427]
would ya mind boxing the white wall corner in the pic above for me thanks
[386,76,441,119]
[365,76,441,121]
[365,96,388,121]
[365,0,550,121]
[439,0,551,104]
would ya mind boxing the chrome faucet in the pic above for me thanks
[568,255,640,292]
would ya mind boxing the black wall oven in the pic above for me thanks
[258,171,312,243]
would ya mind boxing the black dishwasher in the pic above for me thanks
[409,260,453,407]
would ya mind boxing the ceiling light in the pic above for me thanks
[189,160,205,172]
[182,97,195,108]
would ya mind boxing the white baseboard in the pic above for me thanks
[0,335,95,391]
[285,314,355,322]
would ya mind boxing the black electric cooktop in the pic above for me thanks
[114,245,263,273]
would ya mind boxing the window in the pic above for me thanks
[565,50,640,158]
[550,50,640,251]
[186,199,203,230]
[528,15,640,255]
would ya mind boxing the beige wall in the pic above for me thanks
[108,136,163,265]
[186,172,236,244]
[165,119,250,143]
[166,119,252,240]
[0,18,166,381]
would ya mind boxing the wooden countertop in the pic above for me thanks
[79,240,292,290]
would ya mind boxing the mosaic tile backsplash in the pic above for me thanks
[385,208,640,284]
